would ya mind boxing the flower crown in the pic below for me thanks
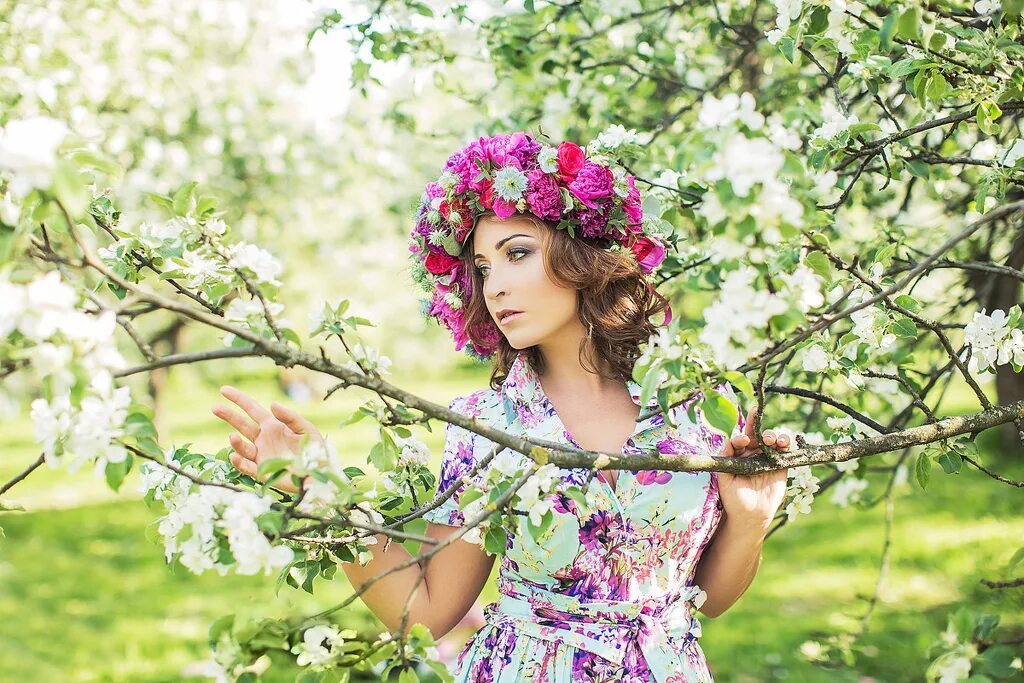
[407,130,670,361]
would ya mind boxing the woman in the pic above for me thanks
[212,131,791,682]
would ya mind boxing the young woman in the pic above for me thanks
[212,132,791,682]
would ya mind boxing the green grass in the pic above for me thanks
[1,364,1022,682]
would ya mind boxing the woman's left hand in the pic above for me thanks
[714,405,792,532]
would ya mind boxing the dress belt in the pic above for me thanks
[482,582,705,683]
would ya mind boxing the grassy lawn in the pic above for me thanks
[1,363,1021,682]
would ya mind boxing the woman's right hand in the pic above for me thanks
[211,385,322,494]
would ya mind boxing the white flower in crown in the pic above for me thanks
[493,165,529,201]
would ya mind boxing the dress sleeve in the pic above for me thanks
[422,395,480,527]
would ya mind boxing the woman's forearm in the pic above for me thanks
[340,533,433,637]
[691,513,769,618]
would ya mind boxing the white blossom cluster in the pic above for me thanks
[784,464,820,521]
[961,308,1024,375]
[699,264,824,369]
[1,271,132,474]
[291,624,357,670]
[342,342,393,376]
[587,123,643,154]
[823,415,880,507]
[138,455,295,576]
[0,115,69,198]
[811,99,860,143]
[693,92,806,235]
[226,241,283,286]
[764,0,864,56]
[458,462,562,546]
[696,92,765,131]
[381,434,432,495]
[221,297,294,347]
[31,372,132,475]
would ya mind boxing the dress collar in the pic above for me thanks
[499,351,658,413]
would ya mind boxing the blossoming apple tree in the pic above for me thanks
[2,0,1024,681]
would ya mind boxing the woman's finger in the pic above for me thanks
[229,432,258,461]
[761,429,777,446]
[775,433,790,450]
[270,401,316,436]
[229,450,258,478]
[742,406,757,441]
[211,404,260,442]
[220,385,272,423]
[730,434,750,452]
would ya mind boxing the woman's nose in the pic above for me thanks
[483,267,509,300]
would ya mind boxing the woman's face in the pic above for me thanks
[470,215,579,350]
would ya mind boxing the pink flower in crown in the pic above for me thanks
[568,161,614,209]
[574,203,610,239]
[443,151,472,194]
[525,169,564,221]
[505,131,543,169]
[556,141,586,183]
[471,318,502,353]
[424,181,446,200]
[440,197,473,243]
[630,235,667,273]
[424,251,461,275]
[622,175,644,228]
[429,288,471,351]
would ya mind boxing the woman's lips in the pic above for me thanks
[499,311,524,325]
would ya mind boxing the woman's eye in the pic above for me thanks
[475,247,530,277]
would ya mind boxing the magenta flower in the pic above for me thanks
[636,470,673,485]
[525,169,564,221]
[568,161,614,209]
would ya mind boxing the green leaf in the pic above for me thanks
[527,508,554,541]
[398,666,420,683]
[936,451,962,474]
[905,159,930,179]
[124,412,158,439]
[638,365,663,409]
[893,294,921,313]
[976,645,1017,678]
[926,72,947,102]
[897,7,921,41]
[779,36,796,63]
[915,451,931,490]
[171,181,198,216]
[805,250,833,285]
[208,613,235,645]
[976,100,1002,136]
[974,178,992,213]
[104,456,133,492]
[879,11,898,51]
[700,392,739,438]
[1007,545,1024,573]
[484,526,507,555]
[847,122,881,137]
[891,317,919,338]
[722,372,754,399]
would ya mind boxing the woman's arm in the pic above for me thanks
[340,524,496,639]
[691,512,769,619]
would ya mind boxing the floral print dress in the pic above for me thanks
[423,351,742,683]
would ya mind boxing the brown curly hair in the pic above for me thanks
[459,210,672,391]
